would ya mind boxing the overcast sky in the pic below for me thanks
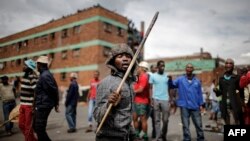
[0,0,250,65]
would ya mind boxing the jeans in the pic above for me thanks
[180,107,204,141]
[153,99,170,141]
[2,100,16,132]
[33,108,52,141]
[88,99,95,124]
[19,105,37,141]
[65,105,77,129]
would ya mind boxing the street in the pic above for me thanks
[0,102,223,141]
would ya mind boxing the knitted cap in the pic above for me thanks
[105,43,134,67]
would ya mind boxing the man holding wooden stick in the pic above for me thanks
[93,44,137,141]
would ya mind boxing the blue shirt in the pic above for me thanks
[173,75,203,110]
[149,72,169,100]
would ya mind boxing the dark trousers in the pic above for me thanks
[33,108,52,141]
[2,100,16,132]
[149,106,156,138]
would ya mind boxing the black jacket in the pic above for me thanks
[65,80,79,107]
[35,68,59,109]
[216,73,244,124]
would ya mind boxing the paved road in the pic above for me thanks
[0,101,223,141]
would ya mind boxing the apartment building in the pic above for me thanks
[0,5,132,88]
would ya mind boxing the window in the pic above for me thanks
[12,44,16,50]
[117,27,123,36]
[103,46,111,57]
[17,42,22,51]
[50,32,55,40]
[0,63,4,70]
[72,48,80,58]
[61,29,68,38]
[23,40,28,47]
[11,60,15,66]
[60,72,66,81]
[2,62,6,69]
[103,22,112,33]
[73,25,81,34]
[23,58,27,64]
[61,50,67,59]
[0,47,7,53]
[50,53,55,59]
[41,35,48,43]
[16,59,21,66]
[34,37,39,44]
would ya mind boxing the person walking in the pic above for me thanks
[93,44,136,141]
[214,58,244,125]
[85,70,100,132]
[33,56,59,141]
[0,76,16,136]
[133,61,150,140]
[209,79,220,121]
[172,63,205,141]
[148,64,157,139]
[149,60,171,141]
[65,72,79,133]
[19,59,38,141]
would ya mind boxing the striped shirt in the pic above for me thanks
[20,73,38,106]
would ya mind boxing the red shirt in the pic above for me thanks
[240,71,250,88]
[89,79,100,99]
[133,72,150,104]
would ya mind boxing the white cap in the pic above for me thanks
[139,61,149,71]
[36,56,49,64]
[70,73,78,78]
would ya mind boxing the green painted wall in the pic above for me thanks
[0,39,114,62]
[165,59,216,71]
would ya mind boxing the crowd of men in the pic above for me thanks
[1,44,250,141]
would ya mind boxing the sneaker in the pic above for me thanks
[67,128,76,133]
[85,125,93,133]
[205,124,211,128]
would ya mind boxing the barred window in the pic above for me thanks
[103,46,111,57]
[72,48,80,58]
[62,50,67,59]
[103,22,112,33]
[60,72,66,81]
[61,29,68,38]
[73,25,81,34]
[117,27,123,36]
[41,35,48,43]
[50,32,55,40]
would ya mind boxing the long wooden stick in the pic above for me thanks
[0,115,18,128]
[96,11,159,133]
